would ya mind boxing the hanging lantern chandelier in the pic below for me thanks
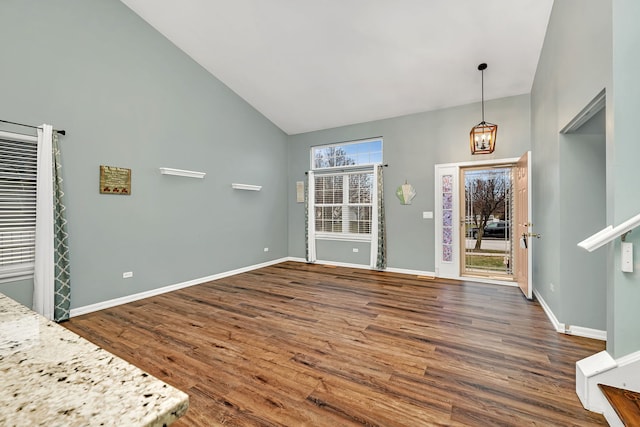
[470,63,497,154]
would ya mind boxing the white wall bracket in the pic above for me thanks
[231,183,262,191]
[159,167,206,179]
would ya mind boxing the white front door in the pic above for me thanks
[435,154,530,286]
[514,151,533,299]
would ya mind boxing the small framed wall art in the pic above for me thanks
[99,165,131,195]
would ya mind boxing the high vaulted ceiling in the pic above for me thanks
[120,0,554,135]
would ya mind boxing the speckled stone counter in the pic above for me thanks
[0,293,189,426]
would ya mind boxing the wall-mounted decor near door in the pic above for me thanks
[99,165,131,195]
[396,181,416,205]
[296,181,305,203]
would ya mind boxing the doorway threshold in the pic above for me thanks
[457,275,517,287]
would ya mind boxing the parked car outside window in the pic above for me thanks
[470,220,510,239]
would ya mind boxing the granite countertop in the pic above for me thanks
[0,293,189,426]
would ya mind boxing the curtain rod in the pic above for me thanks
[0,119,66,136]
[305,164,388,175]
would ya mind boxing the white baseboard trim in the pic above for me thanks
[534,289,607,341]
[287,257,437,277]
[448,275,518,287]
[534,289,565,333]
[385,266,437,277]
[567,325,607,341]
[70,257,290,318]
[303,259,371,270]
[616,349,640,368]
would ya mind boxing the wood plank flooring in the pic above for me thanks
[63,261,606,426]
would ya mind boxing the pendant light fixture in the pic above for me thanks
[470,63,497,154]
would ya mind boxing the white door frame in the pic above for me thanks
[435,157,520,285]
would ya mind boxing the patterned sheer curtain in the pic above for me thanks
[372,164,387,270]
[33,124,70,322]
[52,134,70,321]
[305,171,316,263]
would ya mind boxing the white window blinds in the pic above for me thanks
[314,170,374,238]
[0,134,37,282]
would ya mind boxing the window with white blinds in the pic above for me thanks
[0,135,37,282]
[314,170,374,238]
[309,138,382,241]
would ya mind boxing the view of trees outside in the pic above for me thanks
[464,167,513,275]
[314,175,344,233]
[312,140,382,170]
[348,173,372,234]
[313,146,357,169]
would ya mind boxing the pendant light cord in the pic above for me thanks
[481,68,485,123]
[477,62,488,125]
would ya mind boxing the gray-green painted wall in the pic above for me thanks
[0,279,33,307]
[610,0,640,357]
[530,0,612,336]
[0,0,288,309]
[530,0,640,355]
[559,110,606,330]
[288,95,531,272]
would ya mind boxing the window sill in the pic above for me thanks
[315,233,372,243]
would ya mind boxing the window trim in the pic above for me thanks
[315,232,372,242]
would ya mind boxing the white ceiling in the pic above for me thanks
[120,0,554,135]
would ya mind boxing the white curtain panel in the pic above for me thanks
[33,124,55,320]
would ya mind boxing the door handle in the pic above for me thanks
[525,232,541,239]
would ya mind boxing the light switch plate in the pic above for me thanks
[622,242,633,273]
[423,211,433,219]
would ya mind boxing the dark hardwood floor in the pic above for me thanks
[63,262,606,426]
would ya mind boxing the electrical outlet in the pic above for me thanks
[123,271,133,279]
[550,282,555,292]
[263,247,269,252]
[353,248,359,253]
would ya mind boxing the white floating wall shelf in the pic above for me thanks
[231,183,262,191]
[159,167,206,179]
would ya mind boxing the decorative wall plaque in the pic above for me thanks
[99,165,131,195]
[395,181,416,205]
[296,181,305,203]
